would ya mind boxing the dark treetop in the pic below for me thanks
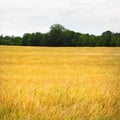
[0,24,120,46]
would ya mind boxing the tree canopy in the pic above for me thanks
[0,24,120,46]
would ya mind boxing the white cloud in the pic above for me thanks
[0,0,120,36]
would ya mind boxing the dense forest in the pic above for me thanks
[0,24,120,46]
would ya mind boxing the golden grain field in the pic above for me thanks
[0,46,120,120]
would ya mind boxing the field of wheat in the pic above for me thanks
[0,46,120,120]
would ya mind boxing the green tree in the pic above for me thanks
[101,31,112,46]
[79,34,90,46]
[49,24,67,46]
[22,33,31,46]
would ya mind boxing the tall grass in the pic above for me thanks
[0,46,120,120]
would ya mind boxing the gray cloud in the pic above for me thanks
[0,0,120,36]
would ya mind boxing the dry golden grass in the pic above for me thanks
[0,46,120,120]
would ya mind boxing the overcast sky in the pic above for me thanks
[0,0,120,36]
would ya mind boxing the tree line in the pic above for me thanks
[0,24,120,46]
